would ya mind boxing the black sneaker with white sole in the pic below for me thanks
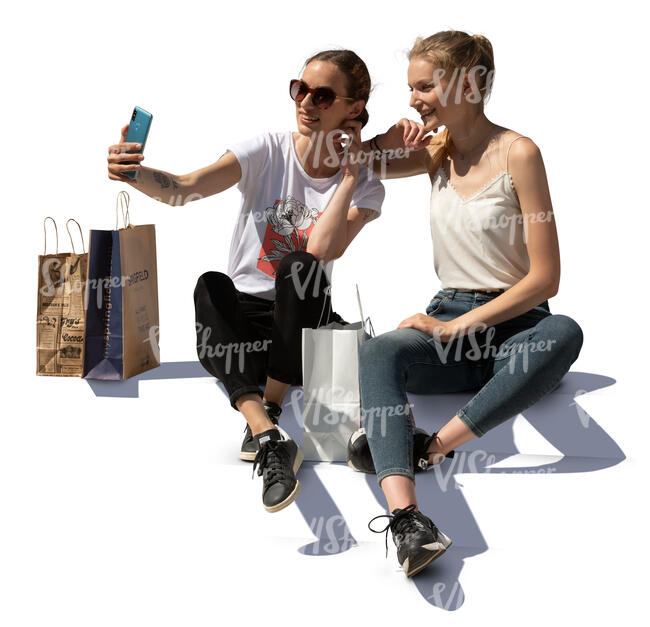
[252,428,303,513]
[368,503,452,577]
[347,427,455,474]
[240,400,282,461]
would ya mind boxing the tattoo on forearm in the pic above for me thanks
[153,171,171,189]
[153,171,180,189]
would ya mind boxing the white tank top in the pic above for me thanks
[429,135,531,291]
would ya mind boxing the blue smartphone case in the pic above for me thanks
[124,106,152,179]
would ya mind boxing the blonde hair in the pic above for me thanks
[408,30,495,173]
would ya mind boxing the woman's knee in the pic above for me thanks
[359,337,379,368]
[275,251,321,286]
[544,314,584,360]
[359,330,416,370]
[194,271,231,300]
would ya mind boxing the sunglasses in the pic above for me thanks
[289,79,356,110]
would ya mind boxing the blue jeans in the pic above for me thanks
[358,289,584,484]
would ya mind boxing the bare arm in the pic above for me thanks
[107,124,242,205]
[335,205,380,258]
[359,119,433,180]
[306,174,381,264]
[306,174,358,264]
[398,137,561,340]
[306,122,382,263]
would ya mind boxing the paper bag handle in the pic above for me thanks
[65,218,86,254]
[43,216,59,255]
[115,190,132,229]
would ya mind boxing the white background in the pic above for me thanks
[2,0,648,624]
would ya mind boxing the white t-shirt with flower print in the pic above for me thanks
[226,131,385,300]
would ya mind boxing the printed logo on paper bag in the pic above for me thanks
[257,195,321,277]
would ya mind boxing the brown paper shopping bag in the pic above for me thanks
[36,217,88,376]
[83,191,160,380]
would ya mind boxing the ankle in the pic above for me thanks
[426,434,448,465]
[250,419,278,437]
[389,502,418,514]
[262,398,282,414]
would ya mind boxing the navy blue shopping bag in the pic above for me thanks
[83,191,160,380]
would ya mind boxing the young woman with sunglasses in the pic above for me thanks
[107,49,385,514]
[346,30,584,577]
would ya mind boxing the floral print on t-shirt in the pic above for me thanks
[257,195,322,277]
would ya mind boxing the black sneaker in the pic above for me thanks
[240,400,282,461]
[368,504,452,577]
[413,430,455,472]
[252,428,303,513]
[347,427,454,474]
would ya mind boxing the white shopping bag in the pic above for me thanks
[301,285,374,462]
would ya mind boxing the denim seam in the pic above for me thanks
[406,416,414,473]
[523,370,569,413]
[377,467,414,484]
[457,407,485,437]
[412,353,486,368]
[458,352,571,437]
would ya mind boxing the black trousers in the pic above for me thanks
[193,251,346,410]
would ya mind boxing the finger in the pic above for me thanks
[397,317,411,329]
[344,119,363,133]
[119,124,130,143]
[108,142,143,156]
[107,152,144,164]
[337,134,351,151]
[347,130,362,151]
[107,162,136,180]
[402,123,415,146]
[413,126,427,145]
[403,124,411,144]
[113,162,141,173]
[108,171,134,182]
[120,142,143,152]
[407,124,421,145]
[347,128,362,147]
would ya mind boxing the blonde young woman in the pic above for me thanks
[347,31,583,576]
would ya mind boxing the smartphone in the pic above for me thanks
[123,106,153,179]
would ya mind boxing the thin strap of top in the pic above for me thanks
[505,136,531,174]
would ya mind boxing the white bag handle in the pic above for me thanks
[356,284,374,337]
[316,288,333,328]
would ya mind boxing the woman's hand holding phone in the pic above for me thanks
[107,124,145,182]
